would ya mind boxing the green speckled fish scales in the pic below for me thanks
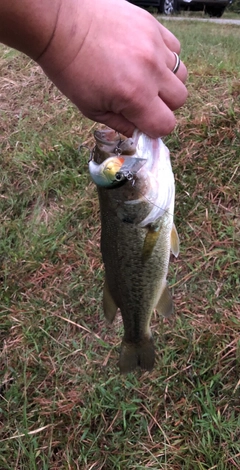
[90,128,179,373]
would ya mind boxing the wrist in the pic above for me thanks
[37,0,91,79]
[0,0,62,60]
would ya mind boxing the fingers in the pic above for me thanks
[95,97,178,139]
[174,58,188,84]
[87,51,188,138]
[154,44,188,111]
[158,73,188,112]
[94,74,187,139]
[86,93,177,139]
[158,23,188,84]
[167,51,188,85]
[95,112,136,138]
[125,94,177,138]
[158,23,181,54]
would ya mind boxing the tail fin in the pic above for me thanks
[119,338,155,374]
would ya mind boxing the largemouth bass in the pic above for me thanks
[89,128,179,373]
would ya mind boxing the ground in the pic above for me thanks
[0,19,240,470]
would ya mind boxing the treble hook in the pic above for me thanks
[78,144,94,163]
[113,135,124,156]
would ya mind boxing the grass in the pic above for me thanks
[0,20,240,470]
[171,9,240,19]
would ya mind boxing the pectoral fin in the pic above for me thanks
[103,279,118,323]
[171,224,180,258]
[142,227,160,263]
[155,283,174,318]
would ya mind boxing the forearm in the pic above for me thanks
[0,0,62,60]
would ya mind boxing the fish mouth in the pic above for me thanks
[94,129,123,146]
[94,129,136,157]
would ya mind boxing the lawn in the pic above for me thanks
[0,19,240,470]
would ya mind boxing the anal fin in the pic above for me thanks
[156,283,174,318]
[103,278,118,323]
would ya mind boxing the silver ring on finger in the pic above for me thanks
[172,52,180,74]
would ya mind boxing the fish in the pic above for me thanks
[89,128,179,373]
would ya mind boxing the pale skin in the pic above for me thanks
[0,0,188,138]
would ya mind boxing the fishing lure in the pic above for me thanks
[88,135,148,188]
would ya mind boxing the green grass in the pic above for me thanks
[1,21,240,470]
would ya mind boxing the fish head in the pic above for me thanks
[94,129,136,159]
[90,130,148,188]
[94,129,122,145]
[90,128,175,226]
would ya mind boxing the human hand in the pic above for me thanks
[38,0,188,138]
